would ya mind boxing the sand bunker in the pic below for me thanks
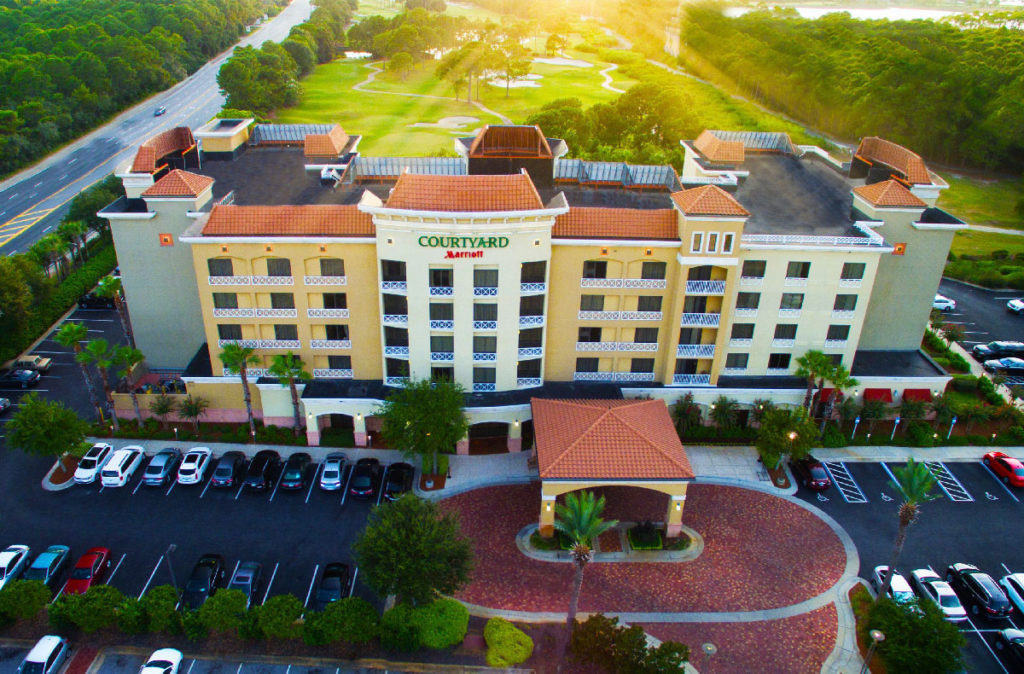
[407,116,480,129]
[488,74,542,88]
[533,56,592,68]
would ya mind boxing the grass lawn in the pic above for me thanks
[950,228,1024,257]
[937,172,1022,231]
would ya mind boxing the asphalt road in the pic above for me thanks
[0,0,313,257]
[938,278,1024,348]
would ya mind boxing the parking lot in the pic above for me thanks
[937,278,1024,384]
[796,458,1024,673]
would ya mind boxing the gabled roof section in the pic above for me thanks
[855,137,931,184]
[692,129,745,163]
[201,205,374,237]
[468,125,553,159]
[384,171,544,212]
[531,399,694,480]
[130,127,196,173]
[553,208,678,240]
[853,180,926,208]
[671,185,750,217]
[304,125,349,158]
[708,130,797,155]
[250,123,334,145]
[141,170,213,198]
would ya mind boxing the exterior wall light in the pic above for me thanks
[545,503,551,512]
[514,419,520,427]
[675,502,681,511]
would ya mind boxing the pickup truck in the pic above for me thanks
[13,355,51,372]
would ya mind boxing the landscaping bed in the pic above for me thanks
[597,529,621,553]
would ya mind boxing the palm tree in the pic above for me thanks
[876,458,939,602]
[709,395,738,429]
[821,364,858,431]
[960,403,991,434]
[179,395,210,434]
[30,234,68,280]
[268,352,312,437]
[97,276,134,347]
[860,400,887,434]
[148,394,178,429]
[77,339,119,431]
[795,350,834,412]
[219,343,259,441]
[929,393,956,428]
[114,346,146,424]
[553,491,618,630]
[58,220,89,265]
[55,322,104,423]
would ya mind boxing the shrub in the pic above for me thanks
[820,423,847,448]
[1005,426,1024,444]
[302,611,334,646]
[326,597,379,644]
[117,597,148,634]
[198,589,248,633]
[258,594,303,640]
[48,595,79,632]
[571,613,689,672]
[181,609,209,642]
[950,375,978,392]
[238,608,263,641]
[628,521,663,550]
[947,352,971,373]
[905,421,936,447]
[0,580,52,621]
[380,604,421,652]
[141,585,181,633]
[73,585,124,632]
[864,598,964,673]
[484,617,534,667]
[977,376,1005,405]
[412,599,468,649]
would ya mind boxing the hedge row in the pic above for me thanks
[945,253,1024,290]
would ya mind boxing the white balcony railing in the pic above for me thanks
[431,351,455,362]
[621,311,662,321]
[254,308,297,318]
[578,310,620,321]
[616,372,657,382]
[304,275,347,286]
[623,279,667,289]
[382,314,408,326]
[385,376,408,387]
[676,343,716,358]
[832,310,856,320]
[473,352,497,362]
[251,275,293,286]
[783,277,809,287]
[576,341,618,352]
[473,287,498,297]
[256,339,301,349]
[573,372,658,383]
[212,308,254,318]
[380,281,407,293]
[208,275,251,286]
[313,368,354,378]
[778,309,802,318]
[771,338,796,348]
[473,321,497,331]
[246,368,268,377]
[729,338,753,347]
[838,278,863,288]
[739,276,763,287]
[519,315,544,328]
[671,374,712,386]
[520,282,546,295]
[618,342,659,352]
[307,308,349,319]
[735,307,758,318]
[383,345,409,358]
[680,312,721,327]
[685,280,726,295]
[517,377,543,388]
[767,367,791,375]
[429,320,454,330]
[824,339,848,349]
[429,286,454,296]
[310,339,351,350]
[518,347,543,359]
[580,278,623,288]
[472,383,497,392]
[218,339,259,349]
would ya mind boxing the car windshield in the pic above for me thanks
[1015,469,1024,477]
[323,469,338,479]
[23,567,45,580]
[285,469,301,479]
[809,467,828,480]
[145,465,163,475]
[229,581,250,592]
[20,662,44,674]
[101,469,118,477]
[215,466,232,476]
[940,594,960,608]
[316,587,340,602]
[352,475,370,489]
[79,458,96,470]
[70,567,92,580]
[893,590,915,604]
[185,579,207,592]
[146,661,172,670]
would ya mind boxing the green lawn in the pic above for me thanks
[938,172,1023,231]
[950,228,1024,257]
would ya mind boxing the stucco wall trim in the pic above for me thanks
[554,239,680,248]
[180,235,377,245]
[676,254,738,266]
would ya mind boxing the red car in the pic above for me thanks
[984,452,1024,487]
[62,547,111,595]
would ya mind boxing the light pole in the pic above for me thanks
[851,415,861,440]
[947,415,957,440]
[164,544,178,590]
[860,629,884,674]
[889,415,900,442]
[701,642,717,671]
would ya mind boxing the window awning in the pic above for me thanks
[863,388,893,403]
[819,388,835,403]
[902,388,933,403]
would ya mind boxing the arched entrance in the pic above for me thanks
[469,422,510,455]
[520,420,535,451]
[320,413,354,447]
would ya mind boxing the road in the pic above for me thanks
[0,0,313,257]
[937,278,1024,349]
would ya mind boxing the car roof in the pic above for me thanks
[912,568,939,580]
[0,551,20,566]
[891,574,913,592]
[26,636,64,661]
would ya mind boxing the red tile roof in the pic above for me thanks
[468,125,552,158]
[553,208,678,240]
[531,399,694,480]
[304,125,349,158]
[671,185,750,217]
[201,205,374,237]
[855,137,931,184]
[130,127,196,173]
[853,180,926,208]
[141,170,214,198]
[385,171,544,212]
[693,130,745,163]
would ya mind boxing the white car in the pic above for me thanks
[871,565,918,609]
[139,648,182,674]
[1000,573,1024,615]
[910,568,967,621]
[1008,298,1024,315]
[177,447,212,485]
[18,635,69,674]
[74,443,113,484]
[0,545,31,591]
[100,446,145,488]
[933,294,956,312]
[319,453,346,491]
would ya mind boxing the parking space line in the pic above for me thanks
[140,555,164,598]
[107,553,127,584]
[229,559,240,584]
[235,664,243,674]
[132,473,146,495]
[1003,563,1015,575]
[377,465,389,506]
[235,458,253,500]
[269,469,285,502]
[199,471,214,498]
[262,562,279,604]
[51,582,67,603]
[982,462,1020,502]
[305,464,321,504]
[185,660,196,674]
[879,461,902,496]
[303,564,320,609]
[349,567,358,597]
[965,616,1010,673]
[165,479,177,496]
[924,461,974,502]
[341,465,353,505]
[821,461,868,503]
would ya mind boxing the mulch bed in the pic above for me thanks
[63,646,98,674]
[420,473,446,491]
[597,529,622,553]
[849,583,887,674]
[49,455,80,485]
[767,464,791,489]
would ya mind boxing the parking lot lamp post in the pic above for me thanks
[165,544,177,589]
[701,642,717,671]
[173,427,178,440]
[947,415,957,440]
[889,416,901,442]
[851,415,860,440]
[860,629,884,674]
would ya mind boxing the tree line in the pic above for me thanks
[0,0,287,178]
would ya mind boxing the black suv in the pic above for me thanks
[383,462,414,501]
[211,451,247,488]
[280,452,312,490]
[972,341,1024,362]
[181,554,226,610]
[349,458,381,499]
[243,450,281,490]
[946,563,1013,619]
[78,291,116,310]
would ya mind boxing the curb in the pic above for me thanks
[941,275,1024,293]
[821,578,868,674]
[41,456,76,492]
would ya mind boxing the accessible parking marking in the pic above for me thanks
[981,462,1020,503]
[924,461,974,502]
[821,461,868,503]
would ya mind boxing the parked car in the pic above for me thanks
[932,294,956,312]
[279,452,312,490]
[74,443,113,485]
[319,453,346,491]
[181,554,225,610]
[1007,298,1024,315]
[995,628,1024,667]
[0,369,41,389]
[23,546,70,589]
[789,455,831,491]
[142,448,182,486]
[983,357,1024,376]
[349,458,381,499]
[910,568,967,622]
[139,649,182,674]
[227,561,262,609]
[210,451,247,488]
[63,547,111,595]
[983,451,1024,487]
[100,446,144,488]
[77,291,115,310]
[0,545,31,591]
[946,563,1013,619]
[176,447,212,485]
[154,106,167,116]
[972,341,1024,361]
[17,635,69,674]
[871,566,918,610]
[0,398,11,415]
[243,450,281,490]
[311,562,352,612]
[1000,573,1024,615]
[383,462,414,501]
[13,355,51,372]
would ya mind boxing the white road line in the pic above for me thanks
[139,555,164,598]
[51,582,68,604]
[377,466,389,505]
[200,471,214,498]
[230,559,240,584]
[262,562,279,604]
[880,461,901,490]
[305,464,321,504]
[70,318,116,322]
[132,476,145,495]
[86,329,104,333]
[1003,563,1014,575]
[349,567,358,597]
[165,479,177,496]
[107,553,127,584]
[341,465,353,504]
[235,664,243,674]
[30,351,72,355]
[42,225,52,232]
[981,462,1020,502]
[235,481,247,500]
[966,615,1010,673]
[303,564,320,608]
[185,660,196,674]
[269,469,285,502]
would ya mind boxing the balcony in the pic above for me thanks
[212,308,254,318]
[832,310,856,320]
[623,279,667,289]
[472,352,497,362]
[771,338,796,348]
[680,312,721,327]
[676,343,716,358]
[519,315,544,328]
[385,376,408,387]
[729,338,753,348]
[473,321,497,331]
[249,339,301,349]
[518,347,543,359]
[430,320,454,330]
[251,275,294,286]
[217,339,259,349]
[380,281,407,294]
[472,382,497,392]
[307,308,350,319]
[517,377,543,388]
[573,372,658,383]
[783,277,809,287]
[246,368,268,377]
[838,278,863,288]
[685,280,726,295]
[208,275,251,286]
[429,286,454,297]
[671,374,712,386]
[739,276,763,287]
[778,309,802,318]
[767,367,791,375]
[616,372,657,382]
[382,314,408,326]
[473,286,498,297]
[312,368,353,378]
[580,278,623,289]
[384,345,409,358]
[430,351,455,362]
[304,275,347,286]
[723,366,747,374]
[620,311,662,321]
[578,310,620,321]
[735,308,758,318]
[824,339,848,349]
[254,308,298,318]
[520,282,546,295]
[575,341,659,352]
[618,342,659,352]
[310,339,351,350]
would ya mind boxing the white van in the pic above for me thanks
[18,635,69,674]
[100,446,145,487]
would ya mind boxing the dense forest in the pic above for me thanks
[0,0,288,178]
[678,5,1024,171]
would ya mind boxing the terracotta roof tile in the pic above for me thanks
[553,208,678,240]
[671,185,750,217]
[531,399,694,480]
[304,125,349,158]
[853,180,926,208]
[693,130,745,163]
[141,170,213,198]
[385,171,544,212]
[855,137,931,184]
[202,205,374,237]
[468,125,552,158]
[130,127,196,173]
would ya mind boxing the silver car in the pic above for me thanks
[319,453,347,491]
[143,448,181,486]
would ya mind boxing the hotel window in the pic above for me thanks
[827,325,851,341]
[637,296,662,312]
[519,328,543,348]
[208,258,233,276]
[430,335,454,353]
[473,367,496,383]
[385,358,407,377]
[741,260,766,278]
[731,323,754,339]
[576,357,599,372]
[323,293,347,309]
[430,268,453,288]
[383,294,408,315]
[768,353,791,369]
[474,268,498,289]
[736,292,760,309]
[518,360,541,378]
[683,296,707,312]
[828,354,843,366]
[381,259,406,282]
[328,355,351,369]
[834,294,858,311]
[642,261,667,280]
[690,232,703,253]
[722,233,734,253]
[431,367,453,382]
[634,327,659,343]
[786,261,811,279]
[270,293,294,309]
[679,328,701,345]
[841,262,866,280]
[274,324,298,340]
[582,260,608,279]
[429,303,453,320]
[688,265,713,281]
[725,353,748,369]
[267,258,291,276]
[707,232,719,252]
[774,324,797,340]
[675,359,698,374]
[521,261,546,283]
[473,336,497,353]
[320,258,344,276]
[384,326,408,346]
[217,324,242,340]
[780,293,804,310]
[474,304,498,321]
[520,295,544,316]
[578,327,602,343]
[325,325,349,340]
[580,294,604,311]
[631,358,655,373]
[212,293,237,309]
